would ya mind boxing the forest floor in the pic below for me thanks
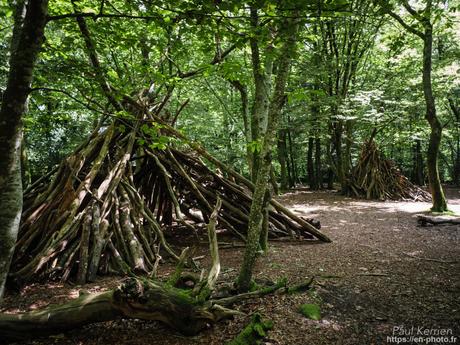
[2,187,459,345]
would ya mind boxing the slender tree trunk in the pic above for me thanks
[412,139,424,185]
[249,8,272,182]
[455,133,460,186]
[20,137,31,187]
[287,123,297,186]
[0,0,49,300]
[423,25,448,212]
[343,120,353,180]
[286,144,293,187]
[237,16,299,292]
[307,136,316,189]
[277,129,289,191]
[326,141,334,189]
[448,97,460,186]
[230,80,252,172]
[332,119,344,188]
[314,137,322,189]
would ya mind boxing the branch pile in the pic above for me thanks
[1,200,313,343]
[11,110,329,285]
[345,139,431,201]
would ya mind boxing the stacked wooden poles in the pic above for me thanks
[345,140,431,201]
[11,117,329,285]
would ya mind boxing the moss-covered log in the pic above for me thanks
[0,277,233,342]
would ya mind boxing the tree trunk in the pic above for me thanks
[314,137,322,189]
[237,15,299,292]
[307,136,316,189]
[287,122,297,186]
[0,0,48,300]
[423,24,448,212]
[412,139,424,185]
[448,97,459,186]
[332,119,345,189]
[230,80,252,172]
[326,141,335,189]
[343,120,353,181]
[277,129,289,191]
[249,8,273,183]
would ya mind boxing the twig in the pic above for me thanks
[403,253,458,264]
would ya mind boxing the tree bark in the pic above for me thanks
[314,137,322,189]
[447,97,459,186]
[237,14,299,292]
[422,23,448,212]
[249,8,273,182]
[287,121,297,186]
[307,136,316,189]
[277,129,289,191]
[0,0,48,300]
[0,278,230,342]
[412,139,424,185]
[384,0,448,212]
[230,80,252,171]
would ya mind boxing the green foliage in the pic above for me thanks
[299,303,321,320]
[226,313,273,345]
[247,139,263,154]
[0,0,456,185]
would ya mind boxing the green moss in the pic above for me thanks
[430,209,457,216]
[226,313,273,345]
[286,278,314,294]
[249,280,260,292]
[299,303,321,320]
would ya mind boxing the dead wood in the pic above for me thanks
[0,277,231,342]
[1,209,312,343]
[10,84,329,285]
[416,214,460,226]
[345,139,431,201]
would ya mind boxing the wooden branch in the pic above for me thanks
[178,42,241,78]
[74,11,122,110]
[206,198,222,291]
[416,214,460,226]
[211,279,287,307]
[403,252,458,264]
[0,278,234,342]
[171,98,190,126]
[48,12,165,23]
[385,8,424,38]
[166,247,190,287]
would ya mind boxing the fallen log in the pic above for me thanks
[0,277,235,342]
[416,214,460,227]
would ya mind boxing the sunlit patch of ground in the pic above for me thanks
[2,187,459,345]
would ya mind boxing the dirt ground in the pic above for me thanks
[2,187,459,345]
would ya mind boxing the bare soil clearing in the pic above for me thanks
[2,188,459,345]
